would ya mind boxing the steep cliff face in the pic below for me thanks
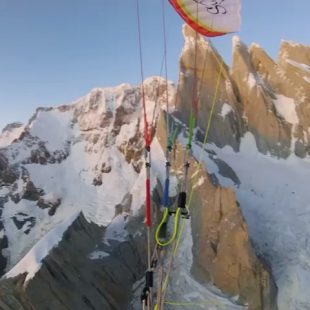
[190,185,277,310]
[177,24,310,158]
[0,212,147,310]
[176,25,244,151]
[250,41,310,156]
[231,37,292,157]
[156,113,277,310]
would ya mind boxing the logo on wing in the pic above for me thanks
[193,0,227,15]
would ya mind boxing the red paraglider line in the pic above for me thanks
[136,0,152,230]
[168,0,227,37]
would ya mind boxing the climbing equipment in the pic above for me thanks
[135,0,242,308]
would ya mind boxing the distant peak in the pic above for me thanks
[2,122,23,134]
[182,24,205,43]
[250,42,262,50]
[280,39,302,47]
[232,35,241,48]
[143,76,172,86]
[232,36,248,55]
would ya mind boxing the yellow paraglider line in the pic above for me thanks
[154,58,225,310]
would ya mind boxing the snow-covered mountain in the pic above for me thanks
[0,25,310,310]
[0,77,175,275]
[0,77,181,309]
[0,123,24,148]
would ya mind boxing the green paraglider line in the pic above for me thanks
[139,0,241,307]
[187,112,196,149]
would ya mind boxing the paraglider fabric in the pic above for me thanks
[168,0,241,37]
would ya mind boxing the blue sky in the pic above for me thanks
[0,0,310,131]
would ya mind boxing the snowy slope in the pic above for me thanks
[5,211,80,282]
[273,95,299,125]
[185,132,310,309]
[0,123,24,148]
[28,109,73,152]
[0,77,176,280]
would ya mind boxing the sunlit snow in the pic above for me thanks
[219,103,233,118]
[187,132,310,309]
[273,94,299,125]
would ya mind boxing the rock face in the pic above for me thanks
[177,24,310,158]
[190,185,277,310]
[176,25,244,151]
[0,276,34,309]
[37,195,61,216]
[231,37,292,157]
[0,213,147,310]
[249,41,310,157]
[156,112,278,310]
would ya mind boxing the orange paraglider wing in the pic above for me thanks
[169,0,241,37]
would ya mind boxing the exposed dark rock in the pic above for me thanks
[10,193,21,204]
[294,140,308,158]
[48,206,58,216]
[0,234,8,276]
[29,148,50,165]
[1,168,18,186]
[117,118,144,173]
[0,153,8,170]
[92,175,103,186]
[0,212,147,310]
[100,111,113,128]
[37,197,61,216]
[0,157,19,186]
[112,106,127,137]
[37,197,60,210]
[22,181,43,201]
[0,275,35,309]
[101,163,112,174]
[115,194,132,216]
[0,196,8,209]
[11,213,36,234]
[209,154,241,186]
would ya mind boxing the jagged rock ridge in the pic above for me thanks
[177,24,310,158]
